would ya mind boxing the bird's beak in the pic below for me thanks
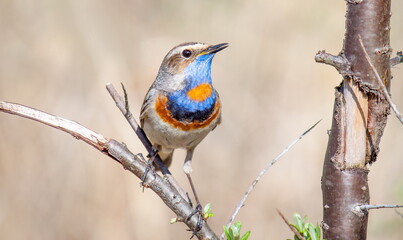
[199,43,229,56]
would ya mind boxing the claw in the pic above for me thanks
[140,151,158,190]
[186,204,204,238]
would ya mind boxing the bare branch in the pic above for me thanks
[220,120,321,239]
[277,209,306,240]
[353,204,403,217]
[0,101,219,240]
[358,35,403,125]
[0,101,108,151]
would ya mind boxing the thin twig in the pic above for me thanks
[358,35,403,125]
[353,204,403,216]
[277,209,306,240]
[220,120,321,239]
[0,101,219,240]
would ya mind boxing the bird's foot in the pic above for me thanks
[140,150,158,189]
[186,204,204,239]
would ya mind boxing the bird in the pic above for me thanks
[140,42,227,177]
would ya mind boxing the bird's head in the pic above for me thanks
[155,42,228,92]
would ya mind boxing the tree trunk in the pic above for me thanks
[320,0,391,239]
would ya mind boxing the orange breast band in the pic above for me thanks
[155,95,220,131]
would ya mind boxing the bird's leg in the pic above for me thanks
[183,148,200,204]
[183,148,193,175]
[184,149,204,236]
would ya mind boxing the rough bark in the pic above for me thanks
[320,0,391,239]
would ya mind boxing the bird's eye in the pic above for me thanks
[182,49,192,58]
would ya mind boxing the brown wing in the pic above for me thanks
[211,90,222,131]
[139,88,155,127]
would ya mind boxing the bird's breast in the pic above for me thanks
[186,83,213,102]
[154,86,220,131]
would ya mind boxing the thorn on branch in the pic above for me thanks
[315,50,353,76]
[390,51,403,67]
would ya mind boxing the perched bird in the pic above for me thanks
[140,42,227,175]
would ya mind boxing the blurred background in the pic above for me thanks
[1,0,402,239]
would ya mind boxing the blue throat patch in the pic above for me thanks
[167,54,217,122]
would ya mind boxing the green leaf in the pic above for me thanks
[293,213,303,231]
[315,225,322,239]
[229,227,235,240]
[204,203,212,213]
[202,203,214,219]
[223,225,233,240]
[206,212,214,218]
[223,221,251,240]
[288,213,324,240]
[240,230,251,240]
[232,221,242,237]
[308,224,317,240]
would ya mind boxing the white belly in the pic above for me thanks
[142,108,219,151]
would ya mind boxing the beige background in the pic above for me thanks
[1,0,402,239]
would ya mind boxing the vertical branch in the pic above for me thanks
[343,0,392,165]
[319,0,391,239]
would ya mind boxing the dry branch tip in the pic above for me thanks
[315,50,353,76]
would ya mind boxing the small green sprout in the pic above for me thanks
[170,203,214,224]
[202,203,214,219]
[288,213,324,240]
[223,221,251,240]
